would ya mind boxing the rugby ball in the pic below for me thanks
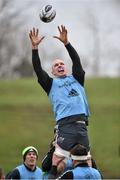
[39,5,56,23]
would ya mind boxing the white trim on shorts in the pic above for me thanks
[54,145,70,158]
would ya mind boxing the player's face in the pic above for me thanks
[52,59,67,77]
[24,151,37,170]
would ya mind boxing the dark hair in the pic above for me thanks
[70,144,88,156]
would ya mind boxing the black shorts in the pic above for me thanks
[55,115,90,152]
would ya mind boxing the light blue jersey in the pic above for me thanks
[72,166,102,179]
[16,164,42,179]
[49,75,90,121]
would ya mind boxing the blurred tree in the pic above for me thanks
[0,0,33,78]
[84,7,101,76]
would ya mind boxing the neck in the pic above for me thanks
[57,75,67,78]
[73,160,87,167]
[73,160,79,167]
[24,163,36,171]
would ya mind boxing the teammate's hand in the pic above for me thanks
[53,25,69,45]
[29,27,45,49]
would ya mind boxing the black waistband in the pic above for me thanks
[57,114,88,126]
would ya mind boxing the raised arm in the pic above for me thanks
[29,28,52,94]
[65,43,85,86]
[54,25,85,86]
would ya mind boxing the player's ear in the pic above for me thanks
[51,65,55,75]
[51,69,55,75]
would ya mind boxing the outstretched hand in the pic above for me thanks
[29,27,45,49]
[53,25,68,45]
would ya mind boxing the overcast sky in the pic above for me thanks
[6,0,120,77]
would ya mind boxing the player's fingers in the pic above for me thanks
[33,27,35,36]
[58,26,61,33]
[41,36,45,41]
[29,30,32,36]
[61,25,64,31]
[38,36,45,44]
[65,29,67,34]
[63,26,67,32]
[53,36,60,40]
[36,28,39,37]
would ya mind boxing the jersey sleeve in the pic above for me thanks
[5,169,20,179]
[32,49,53,95]
[65,43,85,86]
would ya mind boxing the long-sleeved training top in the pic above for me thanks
[32,43,90,121]
[32,43,84,94]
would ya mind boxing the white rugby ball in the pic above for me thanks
[39,5,56,23]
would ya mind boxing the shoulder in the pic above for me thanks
[36,166,42,173]
[6,168,20,179]
[90,167,102,177]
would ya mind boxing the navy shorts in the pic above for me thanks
[55,115,90,152]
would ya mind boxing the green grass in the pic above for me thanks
[0,78,120,178]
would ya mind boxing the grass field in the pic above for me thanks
[0,77,120,178]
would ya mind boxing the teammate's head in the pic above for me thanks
[52,59,67,77]
[22,146,38,161]
[70,144,88,161]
